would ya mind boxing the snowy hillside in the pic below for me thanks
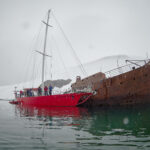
[68,54,143,79]
[0,55,145,100]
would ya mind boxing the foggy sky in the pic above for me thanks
[0,0,150,85]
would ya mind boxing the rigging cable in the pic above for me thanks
[24,22,43,84]
[51,35,71,80]
[24,12,49,88]
[51,12,88,77]
[31,51,37,88]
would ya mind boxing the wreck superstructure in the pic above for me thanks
[71,60,150,106]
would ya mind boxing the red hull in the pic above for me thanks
[16,93,92,107]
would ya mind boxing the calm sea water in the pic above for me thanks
[0,100,150,150]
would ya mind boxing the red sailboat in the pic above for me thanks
[9,10,92,107]
[12,92,92,107]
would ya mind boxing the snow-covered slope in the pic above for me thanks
[0,55,144,100]
[68,54,143,79]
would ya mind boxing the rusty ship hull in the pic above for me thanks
[71,61,150,106]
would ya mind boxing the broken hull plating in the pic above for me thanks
[72,63,150,106]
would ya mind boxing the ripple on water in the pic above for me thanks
[0,101,150,150]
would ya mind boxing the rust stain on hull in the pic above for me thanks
[71,61,150,106]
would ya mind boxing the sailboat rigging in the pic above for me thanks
[36,9,52,95]
[9,9,92,106]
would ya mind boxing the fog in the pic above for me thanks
[0,0,150,85]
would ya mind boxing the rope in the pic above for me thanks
[51,12,87,77]
[31,52,37,87]
[23,12,49,88]
[51,35,71,79]
[77,93,92,106]
[23,22,43,83]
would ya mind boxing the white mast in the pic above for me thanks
[41,9,51,95]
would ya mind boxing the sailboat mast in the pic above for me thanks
[42,9,51,92]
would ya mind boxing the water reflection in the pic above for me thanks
[16,105,88,126]
[16,104,150,136]
[85,106,150,137]
[16,104,88,117]
[14,104,150,149]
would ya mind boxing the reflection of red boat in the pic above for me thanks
[16,92,92,107]
[17,104,88,118]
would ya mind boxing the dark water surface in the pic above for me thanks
[0,101,150,150]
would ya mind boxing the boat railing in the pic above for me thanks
[104,59,150,79]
